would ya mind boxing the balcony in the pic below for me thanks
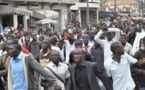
[3,0,77,4]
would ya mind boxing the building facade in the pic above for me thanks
[0,0,77,32]
[103,0,138,13]
[70,0,100,27]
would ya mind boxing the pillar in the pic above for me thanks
[61,9,67,30]
[23,15,29,31]
[13,14,18,29]
[78,9,81,27]
[0,16,3,33]
[0,16,2,25]
[96,8,99,24]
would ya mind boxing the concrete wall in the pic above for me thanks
[52,4,69,31]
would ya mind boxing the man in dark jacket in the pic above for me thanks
[68,48,113,90]
[133,36,145,90]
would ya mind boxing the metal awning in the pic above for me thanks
[70,3,100,10]
[35,19,59,25]
[0,6,33,15]
[33,10,59,19]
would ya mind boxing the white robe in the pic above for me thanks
[132,30,145,55]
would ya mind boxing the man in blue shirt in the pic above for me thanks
[7,43,61,90]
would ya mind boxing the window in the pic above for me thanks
[80,0,87,2]
[0,3,8,5]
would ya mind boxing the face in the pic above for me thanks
[116,43,124,55]
[73,50,84,63]
[56,42,62,49]
[106,33,113,40]
[102,24,107,30]
[50,51,60,63]
[75,43,82,48]
[89,31,95,39]
[31,33,37,40]
[39,36,44,41]
[129,28,135,34]
[25,37,30,44]
[73,29,77,34]
[68,34,74,40]
[8,45,19,57]
[41,41,50,50]
[82,35,89,43]
[6,40,14,51]
[119,38,126,45]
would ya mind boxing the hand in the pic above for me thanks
[54,85,61,90]
[131,68,142,74]
[47,81,55,87]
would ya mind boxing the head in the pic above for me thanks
[8,43,22,58]
[6,39,18,51]
[73,28,77,34]
[23,31,29,37]
[31,32,37,41]
[25,36,30,44]
[19,24,23,29]
[106,32,113,41]
[88,30,95,40]
[75,40,83,48]
[56,41,63,49]
[82,34,89,45]
[51,35,58,46]
[102,23,108,30]
[38,34,45,42]
[111,42,124,55]
[41,38,51,51]
[73,48,84,63]
[119,34,127,45]
[129,27,135,35]
[50,50,60,64]
[68,33,75,41]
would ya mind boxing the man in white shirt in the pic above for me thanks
[119,34,132,55]
[41,50,70,90]
[81,34,94,54]
[104,42,145,90]
[94,23,121,61]
[63,34,75,64]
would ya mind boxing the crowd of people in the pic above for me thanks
[0,17,145,90]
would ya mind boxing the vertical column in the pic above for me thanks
[61,9,67,30]
[13,14,18,29]
[0,16,2,25]
[23,15,29,31]
[61,9,64,31]
[96,8,99,24]
[78,9,81,27]
[64,10,68,29]
[0,16,3,33]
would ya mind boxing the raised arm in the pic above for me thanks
[94,30,106,46]
[108,28,121,41]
